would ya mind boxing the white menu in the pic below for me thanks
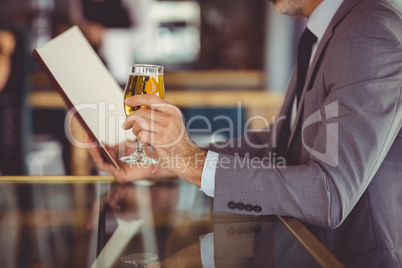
[33,25,135,169]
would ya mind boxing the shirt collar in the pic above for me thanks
[307,0,344,43]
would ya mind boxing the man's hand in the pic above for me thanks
[88,139,175,183]
[123,95,207,187]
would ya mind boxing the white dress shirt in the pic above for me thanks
[200,0,344,197]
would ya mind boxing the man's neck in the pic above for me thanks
[303,0,324,17]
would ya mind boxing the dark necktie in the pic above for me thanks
[295,27,317,106]
[277,28,317,156]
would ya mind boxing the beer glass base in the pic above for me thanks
[120,253,158,267]
[120,151,158,165]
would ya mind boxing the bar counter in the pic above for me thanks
[0,176,344,268]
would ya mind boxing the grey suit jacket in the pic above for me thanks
[208,0,402,266]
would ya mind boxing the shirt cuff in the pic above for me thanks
[200,151,219,197]
[200,233,215,268]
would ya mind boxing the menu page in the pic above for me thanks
[33,25,135,169]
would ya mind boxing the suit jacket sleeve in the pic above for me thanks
[212,11,402,228]
[205,128,277,159]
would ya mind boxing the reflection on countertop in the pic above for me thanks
[0,176,343,268]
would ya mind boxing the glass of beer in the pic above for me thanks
[120,64,165,165]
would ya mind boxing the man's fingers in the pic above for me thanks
[125,94,166,107]
[125,95,181,116]
[88,145,119,175]
[88,145,103,164]
[123,109,179,132]
[122,115,184,147]
[122,113,146,130]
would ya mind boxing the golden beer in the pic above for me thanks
[124,74,165,115]
[120,64,165,165]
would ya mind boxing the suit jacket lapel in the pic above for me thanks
[285,0,364,152]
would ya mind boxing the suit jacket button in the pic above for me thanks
[244,225,253,233]
[236,226,244,234]
[227,226,236,235]
[253,205,262,213]
[236,202,245,210]
[228,201,236,209]
[245,204,253,212]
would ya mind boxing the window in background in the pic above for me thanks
[134,1,201,69]
[136,0,266,71]
[198,0,265,70]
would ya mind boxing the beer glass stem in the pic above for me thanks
[137,143,145,153]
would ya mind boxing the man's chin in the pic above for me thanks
[270,1,288,15]
[271,3,303,16]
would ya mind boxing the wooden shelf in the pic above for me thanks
[164,70,265,89]
[29,89,283,109]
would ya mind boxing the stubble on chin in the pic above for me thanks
[271,0,306,16]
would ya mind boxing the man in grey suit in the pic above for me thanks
[89,0,402,266]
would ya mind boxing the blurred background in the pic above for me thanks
[2,1,402,268]
[0,0,306,176]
